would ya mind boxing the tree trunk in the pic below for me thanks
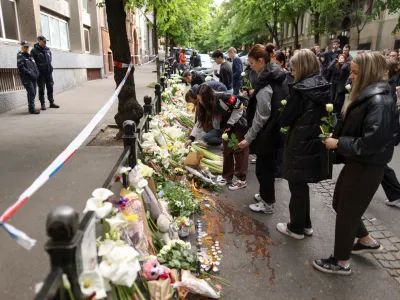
[165,32,169,58]
[314,13,320,44]
[357,29,361,49]
[293,20,299,49]
[105,0,143,135]
[153,6,160,81]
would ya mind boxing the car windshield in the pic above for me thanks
[185,49,192,56]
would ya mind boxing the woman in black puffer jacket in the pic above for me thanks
[277,49,331,239]
[314,52,398,276]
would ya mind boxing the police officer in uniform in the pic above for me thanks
[17,41,40,114]
[30,36,60,110]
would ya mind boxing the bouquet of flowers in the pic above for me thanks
[173,216,193,230]
[157,240,197,271]
[163,181,200,217]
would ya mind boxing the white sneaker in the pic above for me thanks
[249,202,274,214]
[276,223,304,240]
[216,176,232,186]
[304,228,314,236]
[254,194,263,202]
[385,199,400,208]
[228,180,247,191]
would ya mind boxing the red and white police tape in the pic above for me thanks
[0,64,134,250]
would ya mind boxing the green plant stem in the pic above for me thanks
[134,282,146,300]
[111,284,118,300]
[66,288,75,300]
[102,219,109,236]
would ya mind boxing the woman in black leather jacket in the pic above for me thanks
[314,52,398,276]
[277,49,331,239]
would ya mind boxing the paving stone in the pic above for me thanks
[363,212,375,219]
[383,253,397,261]
[393,252,400,260]
[373,253,384,260]
[366,225,377,232]
[371,219,383,225]
[395,277,400,284]
[378,239,393,246]
[379,260,393,268]
[389,237,400,243]
[382,231,395,238]
[385,245,399,252]
[390,261,400,269]
[376,225,388,231]
[397,270,400,276]
[363,219,372,225]
[395,243,400,250]
[387,269,399,277]
[371,231,385,239]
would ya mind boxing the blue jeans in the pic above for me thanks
[160,61,165,73]
[202,129,222,145]
[226,89,233,95]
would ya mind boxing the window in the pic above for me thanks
[82,0,88,11]
[0,0,20,40]
[40,12,70,50]
[84,28,90,53]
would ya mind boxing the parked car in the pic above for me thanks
[191,54,213,76]
[185,48,193,64]
[241,55,249,66]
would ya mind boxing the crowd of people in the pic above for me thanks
[182,41,400,276]
[17,36,60,114]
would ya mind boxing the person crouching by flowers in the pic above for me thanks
[314,52,398,275]
[185,84,249,190]
[277,49,331,239]
[239,43,289,214]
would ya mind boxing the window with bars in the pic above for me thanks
[40,12,70,50]
[0,0,20,41]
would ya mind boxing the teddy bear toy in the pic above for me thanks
[142,256,175,283]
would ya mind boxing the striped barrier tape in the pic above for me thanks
[0,64,134,250]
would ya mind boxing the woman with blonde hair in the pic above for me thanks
[277,49,331,239]
[314,52,398,275]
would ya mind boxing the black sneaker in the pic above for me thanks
[49,103,60,108]
[351,240,383,255]
[41,104,46,110]
[29,108,40,114]
[313,256,351,275]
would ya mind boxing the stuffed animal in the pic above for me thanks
[142,256,175,283]
[157,213,179,244]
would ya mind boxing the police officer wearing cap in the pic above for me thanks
[17,41,40,114]
[30,36,60,110]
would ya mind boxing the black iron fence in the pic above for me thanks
[34,77,167,300]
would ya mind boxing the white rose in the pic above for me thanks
[345,84,351,91]
[326,104,334,112]
[222,133,229,141]
[241,72,246,77]
[281,100,287,106]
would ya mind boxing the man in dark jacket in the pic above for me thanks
[182,70,205,86]
[228,47,243,95]
[17,41,40,114]
[212,50,233,94]
[31,36,59,110]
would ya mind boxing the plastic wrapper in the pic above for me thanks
[173,270,220,299]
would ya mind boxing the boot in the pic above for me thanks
[29,108,40,114]
[41,104,47,110]
[49,102,60,108]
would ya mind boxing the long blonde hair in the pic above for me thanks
[344,52,387,117]
[290,49,320,82]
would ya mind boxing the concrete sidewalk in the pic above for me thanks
[0,63,157,299]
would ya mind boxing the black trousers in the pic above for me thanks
[38,73,54,104]
[287,182,311,234]
[256,152,277,204]
[22,80,37,110]
[381,164,400,201]
[333,163,384,260]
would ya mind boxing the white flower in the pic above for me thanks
[222,133,229,141]
[98,239,117,256]
[205,76,212,81]
[83,198,113,219]
[105,217,127,230]
[79,268,107,299]
[92,188,114,201]
[281,99,287,106]
[136,163,154,178]
[326,104,334,113]
[241,71,246,77]
[119,167,131,174]
[62,274,71,290]
[345,84,351,91]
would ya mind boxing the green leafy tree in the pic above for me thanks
[373,0,400,34]
[281,0,308,49]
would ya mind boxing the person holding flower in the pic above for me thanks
[185,85,249,190]
[238,43,290,213]
[314,52,398,275]
[277,49,331,239]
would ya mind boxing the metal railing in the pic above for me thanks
[0,69,24,93]
[34,77,167,300]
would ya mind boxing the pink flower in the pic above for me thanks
[215,284,222,291]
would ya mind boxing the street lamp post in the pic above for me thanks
[341,29,349,37]
[329,32,336,40]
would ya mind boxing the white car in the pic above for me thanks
[199,54,212,69]
[241,55,249,66]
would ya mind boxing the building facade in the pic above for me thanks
[281,10,400,52]
[0,0,103,113]
[99,6,154,77]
